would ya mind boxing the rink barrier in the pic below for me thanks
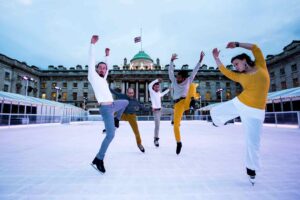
[0,111,299,128]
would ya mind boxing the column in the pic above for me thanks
[122,82,125,93]
[136,82,139,99]
[145,82,148,102]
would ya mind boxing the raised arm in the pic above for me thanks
[227,42,266,69]
[212,48,240,82]
[88,35,99,84]
[189,51,205,81]
[168,54,177,83]
[160,88,170,97]
[148,79,159,92]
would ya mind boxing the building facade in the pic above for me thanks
[267,40,300,91]
[1,41,299,113]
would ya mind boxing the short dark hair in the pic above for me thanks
[177,70,189,78]
[95,61,107,69]
[152,82,160,89]
[231,53,255,67]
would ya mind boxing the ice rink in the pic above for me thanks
[0,121,300,200]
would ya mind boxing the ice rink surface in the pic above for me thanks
[0,121,299,200]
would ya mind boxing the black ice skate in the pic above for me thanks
[91,157,106,174]
[154,137,159,147]
[137,144,145,153]
[176,142,182,155]
[246,168,256,186]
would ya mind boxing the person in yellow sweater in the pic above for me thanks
[211,42,270,185]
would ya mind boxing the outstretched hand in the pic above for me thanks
[212,48,220,59]
[226,42,237,49]
[199,51,205,63]
[171,53,178,62]
[91,35,99,44]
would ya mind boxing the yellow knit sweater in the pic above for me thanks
[219,45,270,110]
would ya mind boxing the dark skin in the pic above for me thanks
[171,52,205,83]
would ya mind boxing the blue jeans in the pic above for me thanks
[97,100,128,160]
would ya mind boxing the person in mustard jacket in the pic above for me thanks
[211,42,270,185]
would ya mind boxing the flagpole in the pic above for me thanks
[140,28,142,51]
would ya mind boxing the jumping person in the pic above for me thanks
[169,52,204,154]
[148,78,174,147]
[88,35,128,173]
[211,42,270,185]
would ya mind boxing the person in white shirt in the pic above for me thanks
[148,78,173,147]
[88,35,128,173]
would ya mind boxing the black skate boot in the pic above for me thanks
[154,137,159,147]
[137,144,145,153]
[176,142,182,155]
[91,157,106,173]
[246,168,256,186]
[114,117,120,128]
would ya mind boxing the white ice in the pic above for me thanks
[0,121,300,200]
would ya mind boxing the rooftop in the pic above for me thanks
[130,51,153,62]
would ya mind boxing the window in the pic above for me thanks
[51,92,57,100]
[16,83,22,94]
[83,82,88,88]
[52,82,57,88]
[73,92,77,100]
[271,84,276,92]
[216,82,220,88]
[83,92,88,98]
[41,82,46,89]
[4,72,10,80]
[281,81,287,89]
[270,72,275,78]
[280,68,285,75]
[226,90,231,100]
[62,92,67,101]
[205,82,210,89]
[73,82,78,88]
[293,78,299,87]
[291,64,297,72]
[163,82,168,88]
[41,93,47,99]
[3,84,9,92]
[226,82,231,88]
[205,91,211,100]
[63,82,67,88]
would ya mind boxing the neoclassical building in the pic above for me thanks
[1,40,299,113]
[266,40,300,91]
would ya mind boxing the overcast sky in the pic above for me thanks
[0,0,299,70]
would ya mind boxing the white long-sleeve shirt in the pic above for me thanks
[148,79,170,109]
[168,61,201,100]
[88,44,113,103]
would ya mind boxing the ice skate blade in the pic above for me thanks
[90,163,105,174]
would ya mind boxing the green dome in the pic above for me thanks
[130,51,153,62]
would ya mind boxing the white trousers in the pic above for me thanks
[210,97,265,171]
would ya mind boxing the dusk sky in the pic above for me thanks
[0,0,299,70]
